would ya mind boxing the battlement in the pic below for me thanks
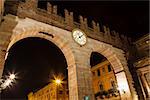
[16,0,131,51]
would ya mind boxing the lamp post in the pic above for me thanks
[0,74,16,92]
[0,73,16,99]
[55,79,62,100]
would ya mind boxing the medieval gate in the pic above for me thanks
[0,0,138,100]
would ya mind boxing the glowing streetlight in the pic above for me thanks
[9,74,15,80]
[4,79,12,86]
[55,79,62,85]
[0,73,17,92]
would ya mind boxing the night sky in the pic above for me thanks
[38,0,149,40]
[2,0,149,99]
[2,37,68,99]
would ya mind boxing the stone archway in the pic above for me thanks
[5,31,78,100]
[0,16,95,100]
[0,15,138,100]
[89,39,138,100]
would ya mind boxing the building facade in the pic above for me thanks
[91,60,120,99]
[0,0,5,22]
[133,34,150,99]
[28,83,69,100]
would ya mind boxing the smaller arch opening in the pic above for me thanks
[90,52,107,67]
[90,52,120,99]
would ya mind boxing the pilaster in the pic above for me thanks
[0,14,17,77]
[68,48,94,100]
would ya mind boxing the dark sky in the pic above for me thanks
[2,37,68,99]
[38,0,149,40]
[2,0,149,99]
[5,0,149,40]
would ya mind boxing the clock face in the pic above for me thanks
[72,29,87,46]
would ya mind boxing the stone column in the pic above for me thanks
[137,72,147,99]
[140,73,150,98]
[0,50,5,77]
[68,48,94,100]
[105,48,138,100]
[0,14,17,78]
[68,64,78,100]
[0,0,5,23]
[76,64,94,100]
[115,71,132,100]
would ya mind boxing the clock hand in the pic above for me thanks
[79,34,84,38]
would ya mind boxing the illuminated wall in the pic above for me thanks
[91,60,120,99]
[28,83,68,100]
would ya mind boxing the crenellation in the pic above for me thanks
[47,3,52,14]
[103,26,110,42]
[107,27,114,44]
[79,15,84,29]
[96,23,100,32]
[52,5,57,15]
[120,34,128,49]
[25,0,37,10]
[106,27,110,34]
[64,9,69,23]
[103,25,107,34]
[107,28,112,44]
[84,18,88,29]
[64,9,74,29]
[127,37,132,45]
[69,12,74,27]
[15,0,131,50]
[92,20,96,32]
[111,31,120,46]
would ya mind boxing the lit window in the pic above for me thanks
[108,65,112,72]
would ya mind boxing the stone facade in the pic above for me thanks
[28,82,69,100]
[91,60,120,99]
[133,34,150,100]
[0,0,139,100]
[0,15,137,100]
[6,0,131,51]
[0,0,5,22]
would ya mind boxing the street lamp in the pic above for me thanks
[55,79,61,85]
[54,78,62,100]
[9,74,15,80]
[0,73,16,92]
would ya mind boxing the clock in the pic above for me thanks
[72,29,87,46]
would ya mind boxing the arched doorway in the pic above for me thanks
[2,37,69,99]
[89,40,138,100]
[0,15,138,100]
[90,52,120,100]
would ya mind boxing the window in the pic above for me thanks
[108,65,112,72]
[92,72,95,76]
[102,67,105,73]
[99,84,104,91]
[67,90,69,94]
[97,70,100,76]
[111,80,116,89]
[59,90,63,94]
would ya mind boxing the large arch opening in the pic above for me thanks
[1,37,69,99]
[90,52,120,100]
